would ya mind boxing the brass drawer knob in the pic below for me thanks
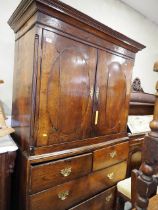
[60,167,72,177]
[105,194,112,202]
[107,172,114,180]
[58,190,69,200]
[109,151,117,158]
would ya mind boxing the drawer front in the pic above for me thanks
[93,142,129,171]
[30,153,92,193]
[70,186,116,210]
[29,161,127,210]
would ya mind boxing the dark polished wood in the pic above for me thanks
[29,161,127,210]
[129,77,155,115]
[70,186,116,210]
[9,0,145,209]
[93,141,129,171]
[9,0,145,155]
[129,92,155,115]
[30,153,92,193]
[0,151,16,210]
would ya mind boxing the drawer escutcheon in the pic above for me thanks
[60,167,72,177]
[105,193,112,202]
[90,87,94,98]
[109,151,117,158]
[58,190,69,200]
[107,172,114,180]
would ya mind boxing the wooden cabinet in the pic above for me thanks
[8,0,145,209]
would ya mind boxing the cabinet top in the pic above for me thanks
[0,135,18,154]
[8,0,145,52]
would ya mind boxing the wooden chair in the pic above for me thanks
[116,170,141,210]
[116,170,158,210]
[116,132,143,209]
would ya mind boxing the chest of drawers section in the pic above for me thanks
[27,141,129,210]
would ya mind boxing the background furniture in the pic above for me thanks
[8,0,145,209]
[127,78,155,177]
[133,77,158,209]
[0,79,17,210]
[116,79,155,210]
[0,135,17,210]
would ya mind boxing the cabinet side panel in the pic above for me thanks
[11,27,35,151]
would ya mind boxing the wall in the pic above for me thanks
[0,0,158,114]
[0,0,21,114]
[61,0,158,93]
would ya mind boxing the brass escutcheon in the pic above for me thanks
[90,87,94,98]
[58,190,69,201]
[105,194,112,202]
[96,88,99,100]
[60,167,72,177]
[109,151,117,158]
[107,172,114,180]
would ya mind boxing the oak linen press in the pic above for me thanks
[8,0,145,209]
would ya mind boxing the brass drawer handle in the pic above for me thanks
[107,172,114,180]
[58,190,69,200]
[105,194,112,202]
[60,167,72,177]
[95,111,99,125]
[109,151,117,158]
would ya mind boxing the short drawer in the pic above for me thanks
[29,161,127,210]
[30,153,92,193]
[93,142,129,171]
[70,186,116,210]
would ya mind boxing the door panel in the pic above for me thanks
[37,30,97,146]
[93,50,133,136]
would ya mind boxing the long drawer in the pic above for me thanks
[93,141,129,171]
[70,186,116,210]
[29,161,127,210]
[30,153,92,193]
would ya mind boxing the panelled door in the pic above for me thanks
[93,50,133,136]
[36,29,97,146]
